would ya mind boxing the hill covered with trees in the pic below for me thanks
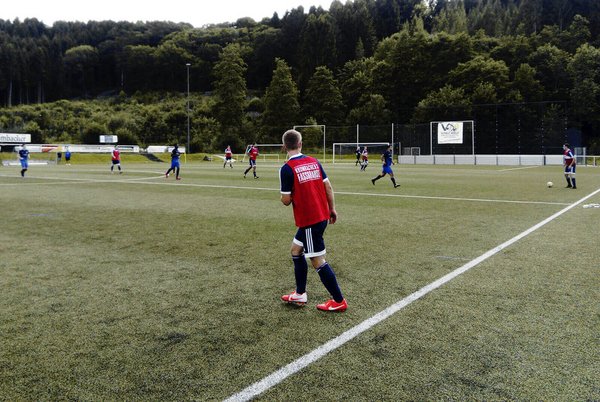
[1,0,599,152]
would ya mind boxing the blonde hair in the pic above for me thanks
[282,129,302,150]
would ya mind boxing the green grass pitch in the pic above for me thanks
[1,157,599,400]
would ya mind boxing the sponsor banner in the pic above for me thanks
[0,133,31,143]
[146,145,186,153]
[437,122,463,144]
[100,135,118,143]
[14,144,140,153]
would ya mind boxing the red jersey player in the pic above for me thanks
[279,129,347,312]
[243,144,259,178]
[563,142,577,189]
[110,145,122,174]
[224,145,233,168]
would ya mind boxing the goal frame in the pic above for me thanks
[332,142,391,164]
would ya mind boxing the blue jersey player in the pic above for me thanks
[165,144,182,180]
[18,144,30,177]
[371,145,400,188]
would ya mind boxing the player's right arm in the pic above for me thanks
[279,164,293,206]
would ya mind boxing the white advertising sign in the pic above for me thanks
[437,122,463,144]
[0,133,31,143]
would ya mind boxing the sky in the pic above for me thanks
[3,0,330,27]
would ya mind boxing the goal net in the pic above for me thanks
[332,142,390,164]
[241,144,286,163]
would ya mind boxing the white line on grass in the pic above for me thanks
[0,173,570,206]
[224,187,600,402]
[498,166,540,172]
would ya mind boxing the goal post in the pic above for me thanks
[429,120,475,155]
[292,125,326,161]
[332,142,390,164]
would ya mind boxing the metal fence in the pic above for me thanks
[320,101,570,157]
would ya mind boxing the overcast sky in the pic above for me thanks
[3,0,330,27]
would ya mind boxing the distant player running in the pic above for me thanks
[18,144,29,178]
[355,146,361,166]
[371,145,400,188]
[165,144,182,180]
[243,144,259,179]
[563,142,577,189]
[360,146,368,171]
[224,145,234,168]
[110,145,122,174]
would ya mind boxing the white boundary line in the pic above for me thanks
[498,166,540,172]
[225,187,600,402]
[0,174,570,206]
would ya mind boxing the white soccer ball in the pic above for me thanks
[547,181,553,188]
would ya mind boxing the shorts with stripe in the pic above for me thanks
[564,165,576,175]
[293,220,328,258]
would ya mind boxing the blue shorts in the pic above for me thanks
[20,159,28,169]
[293,220,328,258]
[564,165,576,174]
[171,160,180,169]
[382,165,393,175]
[248,159,256,167]
[112,160,120,165]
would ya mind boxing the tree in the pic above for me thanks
[297,13,337,88]
[433,0,468,34]
[528,43,571,99]
[303,66,345,125]
[347,93,391,124]
[261,58,300,142]
[508,63,543,102]
[413,84,471,122]
[448,55,510,99]
[63,45,99,97]
[568,43,600,120]
[212,43,248,149]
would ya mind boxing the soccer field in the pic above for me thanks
[1,160,599,400]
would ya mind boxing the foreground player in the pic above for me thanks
[563,142,577,189]
[279,129,347,312]
[18,144,29,177]
[224,145,234,168]
[110,145,122,174]
[371,145,400,188]
[243,144,259,179]
[165,144,181,180]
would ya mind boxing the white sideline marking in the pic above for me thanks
[498,166,539,172]
[0,173,570,206]
[224,187,600,402]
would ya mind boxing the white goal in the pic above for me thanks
[332,142,390,164]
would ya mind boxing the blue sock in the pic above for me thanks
[293,254,308,294]
[317,262,343,302]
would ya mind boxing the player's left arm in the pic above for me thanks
[324,179,337,224]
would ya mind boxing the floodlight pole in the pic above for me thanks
[186,63,191,161]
